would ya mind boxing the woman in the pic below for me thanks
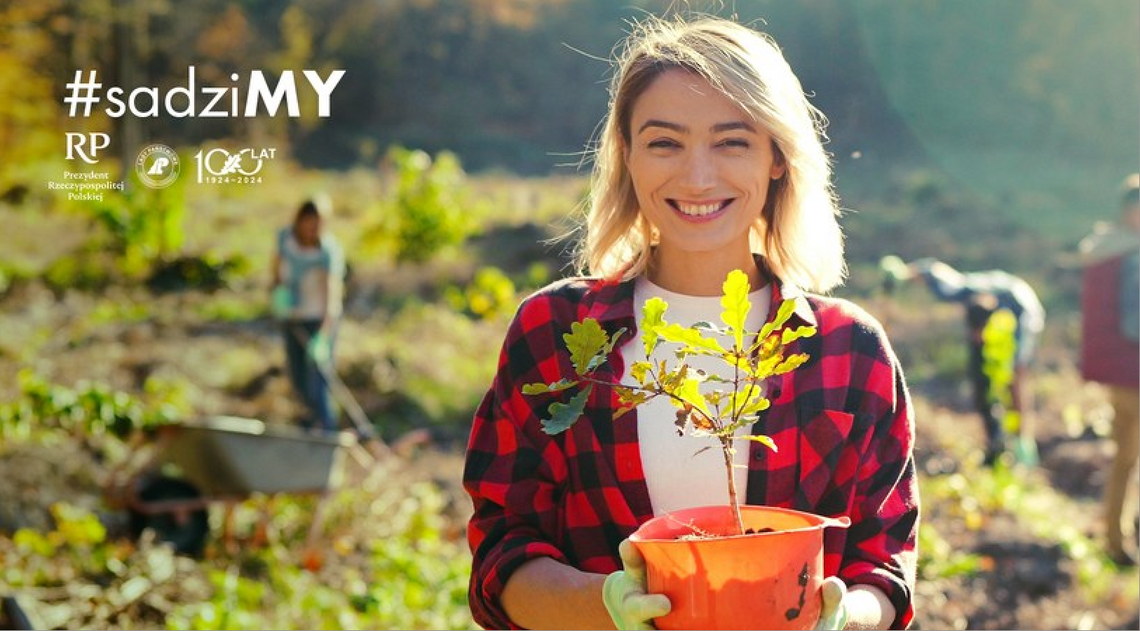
[271,198,345,433]
[463,16,917,630]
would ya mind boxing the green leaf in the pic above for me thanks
[541,384,592,435]
[615,387,650,415]
[740,433,779,452]
[782,325,816,345]
[673,377,711,417]
[728,383,763,418]
[521,379,579,395]
[720,269,751,351]
[589,327,627,372]
[757,299,798,342]
[754,353,782,379]
[629,361,652,386]
[774,298,797,328]
[641,297,667,357]
[739,392,772,417]
[604,327,628,355]
[564,319,610,376]
[657,323,727,354]
[774,353,810,375]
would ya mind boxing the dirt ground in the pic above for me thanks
[1,276,1138,630]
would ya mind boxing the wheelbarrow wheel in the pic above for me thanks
[128,475,210,557]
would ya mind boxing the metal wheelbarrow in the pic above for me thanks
[109,415,360,556]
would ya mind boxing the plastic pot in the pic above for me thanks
[629,505,850,630]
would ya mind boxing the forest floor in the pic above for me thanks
[0,263,1138,629]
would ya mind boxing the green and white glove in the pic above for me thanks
[814,576,848,631]
[602,539,671,631]
[270,286,293,319]
[307,331,331,366]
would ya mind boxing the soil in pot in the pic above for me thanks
[630,504,850,630]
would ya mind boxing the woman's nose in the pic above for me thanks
[681,148,717,191]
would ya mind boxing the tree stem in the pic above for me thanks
[722,437,744,536]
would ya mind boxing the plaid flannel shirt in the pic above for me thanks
[464,268,918,629]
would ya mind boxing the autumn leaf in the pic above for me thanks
[521,379,579,395]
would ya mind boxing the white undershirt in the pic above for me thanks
[622,276,772,516]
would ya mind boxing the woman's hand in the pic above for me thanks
[602,539,671,630]
[815,576,848,630]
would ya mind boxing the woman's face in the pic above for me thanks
[625,69,785,257]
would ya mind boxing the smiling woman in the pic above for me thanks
[463,14,917,631]
[625,69,787,296]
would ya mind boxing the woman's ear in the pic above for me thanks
[770,149,787,180]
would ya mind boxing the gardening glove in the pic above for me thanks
[307,330,331,366]
[270,285,293,319]
[814,576,848,631]
[603,539,671,630]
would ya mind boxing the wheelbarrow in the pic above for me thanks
[107,415,370,556]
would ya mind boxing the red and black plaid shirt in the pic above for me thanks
[464,270,918,629]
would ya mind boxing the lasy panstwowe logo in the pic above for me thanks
[135,144,181,189]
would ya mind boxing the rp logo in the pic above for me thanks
[65,132,110,164]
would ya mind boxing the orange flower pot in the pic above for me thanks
[629,505,850,630]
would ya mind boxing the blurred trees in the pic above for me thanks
[0,0,1136,178]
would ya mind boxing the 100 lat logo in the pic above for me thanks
[194,147,276,184]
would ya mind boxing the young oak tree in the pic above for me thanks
[524,269,816,535]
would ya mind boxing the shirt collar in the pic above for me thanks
[586,254,818,328]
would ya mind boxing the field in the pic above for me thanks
[1,159,1138,630]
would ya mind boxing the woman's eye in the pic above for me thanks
[647,138,680,150]
[718,138,750,149]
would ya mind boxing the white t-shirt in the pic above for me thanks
[276,227,345,321]
[621,276,772,516]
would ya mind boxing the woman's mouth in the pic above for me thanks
[668,199,732,222]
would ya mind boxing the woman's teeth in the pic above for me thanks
[674,201,725,217]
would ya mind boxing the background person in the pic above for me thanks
[463,16,917,630]
[1078,173,1140,566]
[882,256,1044,466]
[270,197,346,434]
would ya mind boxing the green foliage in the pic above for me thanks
[526,269,815,533]
[364,146,474,264]
[161,482,473,630]
[146,253,250,293]
[980,308,1018,431]
[918,460,1131,603]
[0,386,475,630]
[443,266,518,321]
[0,474,475,630]
[0,370,188,441]
[917,519,986,581]
[88,171,189,279]
[382,301,501,426]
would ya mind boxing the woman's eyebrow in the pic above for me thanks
[711,121,757,134]
[636,119,758,134]
[638,119,686,134]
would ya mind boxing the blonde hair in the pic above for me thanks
[575,16,845,292]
